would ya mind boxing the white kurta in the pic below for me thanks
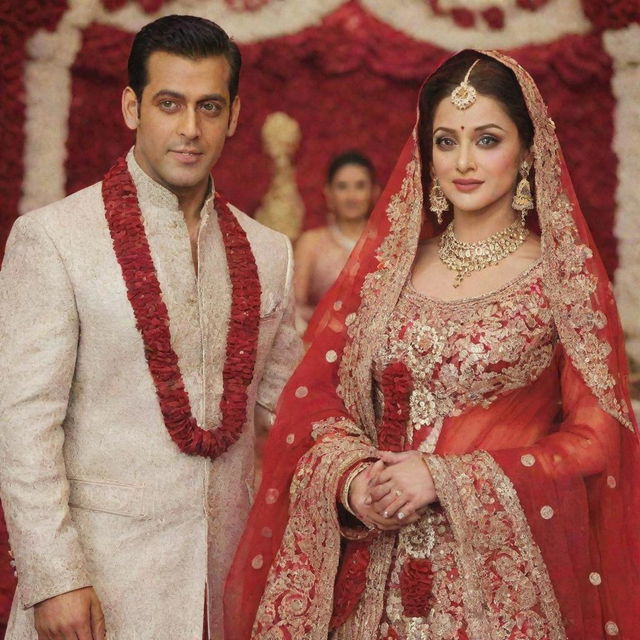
[0,152,302,640]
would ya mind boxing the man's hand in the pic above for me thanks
[34,586,105,640]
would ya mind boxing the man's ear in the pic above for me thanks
[122,87,140,131]
[227,96,241,138]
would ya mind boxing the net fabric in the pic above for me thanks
[224,50,640,639]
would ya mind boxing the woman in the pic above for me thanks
[225,50,640,639]
[294,151,379,328]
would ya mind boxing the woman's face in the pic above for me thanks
[325,164,376,223]
[431,93,528,217]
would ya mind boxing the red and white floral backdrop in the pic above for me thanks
[1,0,639,631]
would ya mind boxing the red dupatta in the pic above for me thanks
[225,50,640,639]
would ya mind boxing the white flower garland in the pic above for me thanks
[605,24,640,368]
[360,0,590,49]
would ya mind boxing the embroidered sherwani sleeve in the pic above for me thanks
[256,236,303,413]
[0,216,91,608]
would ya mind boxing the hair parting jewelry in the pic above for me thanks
[429,177,449,225]
[450,59,481,110]
[439,218,529,287]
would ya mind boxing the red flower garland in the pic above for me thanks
[400,557,434,617]
[378,361,413,452]
[329,539,371,629]
[102,156,261,460]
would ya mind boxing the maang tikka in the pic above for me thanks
[450,59,481,110]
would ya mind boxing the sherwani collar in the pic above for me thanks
[125,148,215,224]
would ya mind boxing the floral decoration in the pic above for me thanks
[225,0,276,11]
[426,0,550,30]
[399,556,434,618]
[329,539,371,629]
[102,0,169,12]
[102,156,261,459]
[581,0,640,30]
[378,361,413,452]
[0,0,67,259]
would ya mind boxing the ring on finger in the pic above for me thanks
[397,511,406,520]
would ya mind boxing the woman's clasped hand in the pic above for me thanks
[349,451,437,531]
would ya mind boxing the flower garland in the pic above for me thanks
[329,539,371,630]
[378,361,413,452]
[102,156,261,460]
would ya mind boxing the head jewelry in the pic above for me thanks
[450,59,481,110]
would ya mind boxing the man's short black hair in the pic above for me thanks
[128,15,241,103]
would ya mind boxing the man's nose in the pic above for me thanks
[178,107,200,139]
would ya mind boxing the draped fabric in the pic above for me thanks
[224,50,640,639]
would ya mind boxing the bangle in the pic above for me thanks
[341,461,371,517]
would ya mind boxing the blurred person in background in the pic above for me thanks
[293,150,379,331]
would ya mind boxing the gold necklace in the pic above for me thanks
[439,218,528,287]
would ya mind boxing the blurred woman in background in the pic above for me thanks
[293,150,379,330]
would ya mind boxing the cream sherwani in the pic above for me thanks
[0,152,302,639]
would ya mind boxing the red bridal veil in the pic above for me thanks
[225,50,640,639]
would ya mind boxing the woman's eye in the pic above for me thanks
[435,136,455,148]
[478,134,499,146]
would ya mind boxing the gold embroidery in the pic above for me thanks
[374,264,555,450]
[485,51,632,431]
[428,451,566,640]
[253,423,377,639]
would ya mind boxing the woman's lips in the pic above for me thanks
[453,179,483,193]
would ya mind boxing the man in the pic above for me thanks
[0,15,301,640]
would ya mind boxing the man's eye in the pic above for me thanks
[201,102,221,113]
[159,100,176,110]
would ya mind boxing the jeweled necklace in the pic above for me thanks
[328,222,358,252]
[439,218,528,287]
[102,156,261,460]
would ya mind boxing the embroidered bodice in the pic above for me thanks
[373,261,556,452]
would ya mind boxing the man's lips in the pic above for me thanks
[170,150,203,164]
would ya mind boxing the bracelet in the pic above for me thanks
[341,461,371,517]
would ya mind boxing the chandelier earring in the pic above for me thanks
[429,177,449,225]
[512,159,534,224]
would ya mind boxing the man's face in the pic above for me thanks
[122,51,240,198]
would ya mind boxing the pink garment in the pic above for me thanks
[307,227,355,308]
